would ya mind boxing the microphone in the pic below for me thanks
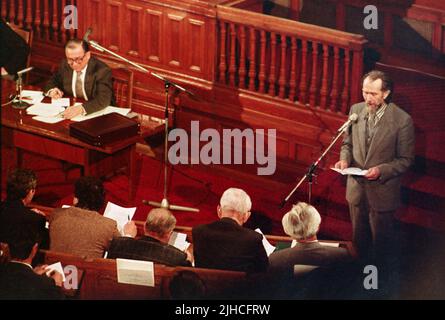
[337,113,358,133]
[83,27,92,43]
[16,66,33,76]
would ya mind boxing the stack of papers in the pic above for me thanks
[255,228,276,256]
[103,201,136,235]
[168,232,190,251]
[16,90,45,105]
[70,106,131,122]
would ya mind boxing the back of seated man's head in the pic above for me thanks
[144,208,176,243]
[8,227,41,261]
[74,176,105,212]
[6,168,37,202]
[218,188,252,225]
[282,202,321,241]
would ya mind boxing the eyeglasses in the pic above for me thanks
[67,54,86,65]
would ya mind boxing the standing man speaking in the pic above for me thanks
[44,38,114,119]
[335,70,415,264]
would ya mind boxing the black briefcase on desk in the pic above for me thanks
[69,112,139,147]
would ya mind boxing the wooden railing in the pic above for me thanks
[216,5,367,114]
[1,0,78,43]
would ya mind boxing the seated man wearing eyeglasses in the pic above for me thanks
[44,38,114,119]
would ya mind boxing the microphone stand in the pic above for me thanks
[11,72,30,109]
[88,39,199,213]
[280,127,347,207]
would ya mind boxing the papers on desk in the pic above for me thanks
[116,258,154,287]
[70,106,131,122]
[45,262,66,282]
[255,228,276,256]
[27,103,65,117]
[168,232,190,252]
[331,167,368,176]
[52,98,70,108]
[17,90,45,105]
[103,201,136,235]
[31,116,65,124]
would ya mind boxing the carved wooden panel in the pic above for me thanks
[144,7,163,63]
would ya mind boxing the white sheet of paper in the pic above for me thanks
[255,228,276,256]
[116,258,154,287]
[27,103,65,117]
[45,262,66,282]
[32,115,65,124]
[168,232,190,251]
[103,201,136,235]
[19,90,45,105]
[52,98,70,108]
[70,107,131,122]
[331,167,368,176]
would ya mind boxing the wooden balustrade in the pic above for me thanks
[1,0,78,43]
[216,5,367,113]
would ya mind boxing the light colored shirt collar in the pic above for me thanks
[11,260,33,270]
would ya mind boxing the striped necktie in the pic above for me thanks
[75,71,84,99]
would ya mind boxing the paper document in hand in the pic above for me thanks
[255,228,276,256]
[45,262,66,282]
[168,232,190,251]
[103,201,136,235]
[27,103,65,117]
[70,106,131,122]
[116,258,154,287]
[331,167,368,176]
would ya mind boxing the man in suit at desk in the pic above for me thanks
[44,38,114,119]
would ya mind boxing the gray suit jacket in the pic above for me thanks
[340,102,415,211]
[268,242,351,277]
[44,56,114,114]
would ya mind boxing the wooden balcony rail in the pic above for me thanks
[1,0,78,44]
[216,5,367,114]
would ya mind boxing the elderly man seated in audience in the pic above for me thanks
[0,228,64,299]
[269,202,351,278]
[107,208,192,266]
[49,176,137,259]
[192,188,268,273]
[0,169,49,249]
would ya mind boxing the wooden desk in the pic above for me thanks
[1,96,140,200]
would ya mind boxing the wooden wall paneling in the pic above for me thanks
[80,0,103,45]
[143,7,163,64]
[124,3,142,58]
[105,0,123,52]
[187,17,205,74]
[164,10,185,69]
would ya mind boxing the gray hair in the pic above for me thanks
[144,208,176,237]
[220,188,252,216]
[282,202,321,240]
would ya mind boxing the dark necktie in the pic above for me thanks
[75,71,84,99]
[365,113,376,154]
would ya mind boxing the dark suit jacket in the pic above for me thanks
[340,102,415,211]
[49,206,121,259]
[108,236,191,267]
[0,262,64,299]
[0,18,29,74]
[0,200,49,249]
[44,56,114,114]
[268,242,351,277]
[192,218,269,273]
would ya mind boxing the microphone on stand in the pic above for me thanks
[83,27,92,42]
[337,113,358,133]
[16,66,34,76]
[82,27,105,52]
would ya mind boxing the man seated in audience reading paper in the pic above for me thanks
[44,38,114,119]
[192,188,268,273]
[108,208,192,267]
[49,176,136,259]
[269,202,352,278]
